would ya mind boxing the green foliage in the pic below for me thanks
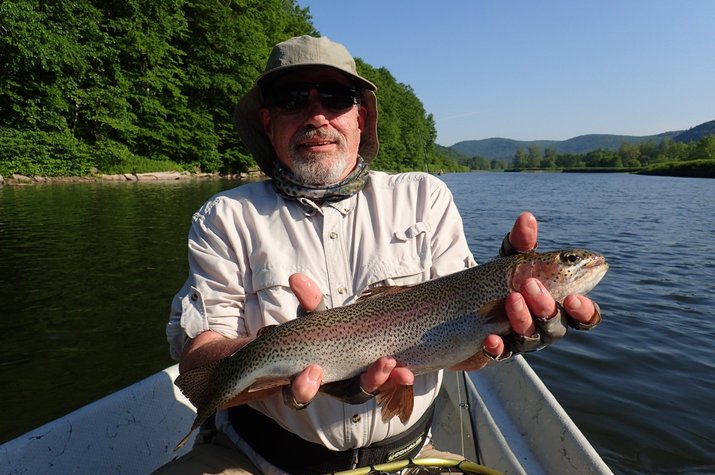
[640,159,715,178]
[356,62,463,173]
[0,128,92,176]
[504,134,715,177]
[1,0,453,178]
[0,0,315,176]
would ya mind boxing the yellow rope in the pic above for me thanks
[325,457,503,475]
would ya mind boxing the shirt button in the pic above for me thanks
[352,414,361,423]
[329,231,338,239]
[337,287,346,295]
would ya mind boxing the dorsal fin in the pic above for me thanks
[256,324,278,338]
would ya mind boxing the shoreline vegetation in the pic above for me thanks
[0,169,263,187]
[2,159,713,188]
[505,159,715,178]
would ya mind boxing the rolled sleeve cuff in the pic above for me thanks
[166,285,242,360]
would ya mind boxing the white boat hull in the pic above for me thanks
[0,357,612,474]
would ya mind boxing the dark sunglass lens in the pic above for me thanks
[269,87,309,110]
[318,85,359,110]
[266,83,359,111]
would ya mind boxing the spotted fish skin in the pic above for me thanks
[174,249,608,447]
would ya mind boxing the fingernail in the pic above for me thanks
[525,279,541,297]
[383,359,396,374]
[566,296,582,312]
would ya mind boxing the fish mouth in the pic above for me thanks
[586,254,608,269]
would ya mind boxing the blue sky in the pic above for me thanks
[297,1,715,146]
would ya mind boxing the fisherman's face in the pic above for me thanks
[259,68,366,186]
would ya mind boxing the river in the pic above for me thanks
[1,173,713,474]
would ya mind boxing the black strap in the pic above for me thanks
[228,403,434,475]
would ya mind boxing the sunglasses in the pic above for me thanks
[263,82,361,112]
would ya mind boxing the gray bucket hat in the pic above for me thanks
[234,35,379,178]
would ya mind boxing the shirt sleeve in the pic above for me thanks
[427,176,477,276]
[165,197,249,359]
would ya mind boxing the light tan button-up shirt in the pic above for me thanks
[166,171,475,466]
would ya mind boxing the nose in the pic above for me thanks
[302,88,330,127]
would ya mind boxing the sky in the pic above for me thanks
[297,1,715,146]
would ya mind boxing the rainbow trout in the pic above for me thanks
[174,249,607,448]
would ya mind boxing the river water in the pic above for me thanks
[1,173,713,474]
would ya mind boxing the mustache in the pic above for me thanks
[291,128,343,146]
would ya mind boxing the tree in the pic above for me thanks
[690,135,715,161]
[527,144,541,168]
[512,148,529,168]
[541,148,558,168]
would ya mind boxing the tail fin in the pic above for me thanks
[173,361,222,451]
[174,360,221,409]
[174,427,197,451]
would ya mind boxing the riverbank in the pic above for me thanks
[504,160,715,178]
[0,170,264,186]
[3,161,714,186]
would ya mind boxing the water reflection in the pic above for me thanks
[0,179,243,442]
[440,172,715,474]
[1,173,714,474]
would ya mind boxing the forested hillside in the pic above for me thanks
[673,120,715,143]
[451,131,682,161]
[0,0,458,177]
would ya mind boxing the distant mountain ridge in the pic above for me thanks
[448,119,715,160]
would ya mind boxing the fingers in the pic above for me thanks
[520,278,558,319]
[290,364,323,405]
[360,357,414,394]
[563,294,599,325]
[505,291,537,336]
[482,278,557,359]
[481,334,505,359]
[509,212,538,252]
[482,280,601,360]
[289,273,326,312]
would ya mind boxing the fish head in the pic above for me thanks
[509,249,609,301]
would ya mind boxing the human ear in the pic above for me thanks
[357,104,367,131]
[259,108,273,140]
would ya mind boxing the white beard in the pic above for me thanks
[290,153,352,185]
[288,129,353,185]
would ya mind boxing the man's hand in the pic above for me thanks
[483,212,600,361]
[287,274,414,407]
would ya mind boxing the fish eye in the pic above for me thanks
[560,252,582,264]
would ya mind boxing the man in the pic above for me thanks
[158,35,601,474]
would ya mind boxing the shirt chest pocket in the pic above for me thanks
[244,262,302,337]
[360,222,432,290]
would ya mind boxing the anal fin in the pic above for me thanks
[377,384,414,424]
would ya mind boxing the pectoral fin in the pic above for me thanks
[377,384,414,424]
[449,352,490,371]
[357,285,413,302]
[479,298,508,324]
[247,376,291,393]
[219,384,285,409]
